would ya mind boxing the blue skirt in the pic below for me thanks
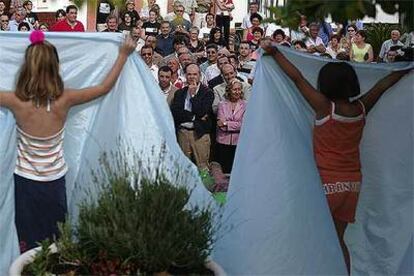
[14,174,67,252]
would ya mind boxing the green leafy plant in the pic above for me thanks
[199,168,215,191]
[24,149,216,275]
[265,0,413,30]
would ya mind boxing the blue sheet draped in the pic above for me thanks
[213,47,413,275]
[0,32,213,275]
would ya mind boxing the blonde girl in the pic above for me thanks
[0,31,136,252]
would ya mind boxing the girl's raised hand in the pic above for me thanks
[120,35,137,56]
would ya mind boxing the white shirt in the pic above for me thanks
[290,27,308,42]
[199,26,212,39]
[306,36,325,55]
[265,23,289,38]
[205,63,220,81]
[326,45,345,59]
[149,64,159,80]
[8,19,33,31]
[135,38,145,52]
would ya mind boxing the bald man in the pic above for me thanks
[171,63,214,169]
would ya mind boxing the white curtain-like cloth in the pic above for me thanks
[213,47,413,275]
[0,32,214,275]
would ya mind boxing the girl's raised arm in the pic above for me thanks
[264,46,330,117]
[63,35,137,107]
[360,69,411,114]
[0,92,19,110]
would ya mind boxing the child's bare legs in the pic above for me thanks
[334,219,350,274]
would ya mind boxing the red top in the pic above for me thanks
[51,19,85,32]
[313,101,366,183]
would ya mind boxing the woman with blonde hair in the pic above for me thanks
[0,31,136,252]
[216,79,247,173]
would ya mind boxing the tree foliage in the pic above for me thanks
[267,0,413,30]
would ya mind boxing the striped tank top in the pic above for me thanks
[15,127,67,182]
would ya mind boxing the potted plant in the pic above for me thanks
[10,150,225,275]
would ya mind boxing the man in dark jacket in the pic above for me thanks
[171,63,214,169]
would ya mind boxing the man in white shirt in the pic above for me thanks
[198,13,215,41]
[378,30,404,63]
[205,47,230,81]
[305,23,325,56]
[141,46,159,80]
[8,8,32,31]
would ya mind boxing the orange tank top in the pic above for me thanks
[313,101,366,183]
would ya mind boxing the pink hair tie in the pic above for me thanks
[29,30,45,45]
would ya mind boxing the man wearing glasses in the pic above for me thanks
[141,46,159,80]
[200,43,218,73]
[169,2,191,35]
[165,1,191,22]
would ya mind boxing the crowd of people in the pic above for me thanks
[0,0,413,174]
[0,1,412,270]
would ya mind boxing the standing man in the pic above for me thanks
[51,5,85,32]
[214,0,234,44]
[158,65,178,105]
[23,1,37,29]
[171,63,214,170]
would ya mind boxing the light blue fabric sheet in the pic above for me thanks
[213,46,413,275]
[0,32,213,275]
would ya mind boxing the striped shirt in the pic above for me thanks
[15,127,67,182]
